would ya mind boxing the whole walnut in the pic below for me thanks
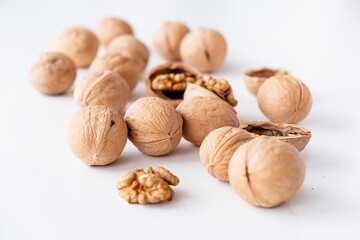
[89,53,141,90]
[52,27,99,67]
[124,97,183,156]
[180,28,227,72]
[96,17,133,46]
[153,22,190,60]
[28,52,76,95]
[257,73,312,123]
[200,127,253,182]
[176,96,239,146]
[67,105,127,166]
[107,35,149,71]
[74,70,130,113]
[229,137,306,208]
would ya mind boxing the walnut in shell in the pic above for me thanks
[52,27,99,67]
[96,17,133,46]
[124,97,183,156]
[200,127,253,182]
[176,96,239,146]
[107,35,149,71]
[239,121,311,151]
[67,105,127,166]
[74,70,130,113]
[180,28,227,72]
[89,53,141,90]
[229,137,306,208]
[153,22,190,60]
[257,73,312,123]
[28,52,76,95]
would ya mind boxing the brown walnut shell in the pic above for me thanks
[239,121,311,151]
[145,62,202,107]
[96,17,133,47]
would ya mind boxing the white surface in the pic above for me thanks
[0,0,359,239]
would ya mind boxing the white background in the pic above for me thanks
[0,0,359,239]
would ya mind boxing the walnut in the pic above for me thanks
[96,17,133,46]
[117,167,179,204]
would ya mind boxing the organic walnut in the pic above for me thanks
[200,127,253,182]
[96,17,133,46]
[229,137,306,208]
[257,73,312,123]
[52,27,99,67]
[117,167,179,204]
[89,53,141,90]
[74,70,130,113]
[176,96,239,146]
[180,28,227,72]
[28,52,76,95]
[107,35,149,71]
[153,22,190,60]
[124,97,183,156]
[239,121,311,151]
[67,105,127,166]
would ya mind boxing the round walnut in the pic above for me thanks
[107,35,149,71]
[257,73,312,123]
[200,127,253,182]
[180,28,227,72]
[28,52,76,95]
[89,53,141,90]
[176,96,239,146]
[74,70,130,113]
[229,137,306,208]
[52,27,99,67]
[153,22,190,60]
[67,105,127,166]
[239,121,311,151]
[124,97,183,156]
[96,17,133,46]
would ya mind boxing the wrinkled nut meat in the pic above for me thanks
[117,167,179,204]
[145,62,202,107]
[96,17,133,47]
[200,127,253,182]
[229,137,306,208]
[239,121,311,151]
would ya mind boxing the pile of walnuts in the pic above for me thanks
[28,18,313,207]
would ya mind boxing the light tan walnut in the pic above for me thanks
[147,167,180,186]
[96,17,133,46]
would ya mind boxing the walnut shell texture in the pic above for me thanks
[229,137,306,208]
[52,27,99,67]
[96,17,133,46]
[89,53,141,91]
[243,68,283,96]
[257,73,312,123]
[67,105,127,166]
[180,28,227,72]
[28,52,76,95]
[176,96,239,146]
[200,127,253,182]
[74,70,130,113]
[153,22,190,60]
[184,83,223,101]
[124,97,183,156]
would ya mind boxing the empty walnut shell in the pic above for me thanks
[229,137,306,208]
[145,62,202,107]
[176,96,239,146]
[239,121,311,151]
[96,17,133,47]
[153,22,190,60]
[200,127,253,182]
[28,52,76,95]
[257,73,312,123]
[52,27,99,67]
[89,53,141,91]
[74,70,130,113]
[107,35,149,71]
[124,97,183,156]
[180,28,227,72]
[67,105,127,166]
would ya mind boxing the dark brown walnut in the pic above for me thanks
[239,121,311,151]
